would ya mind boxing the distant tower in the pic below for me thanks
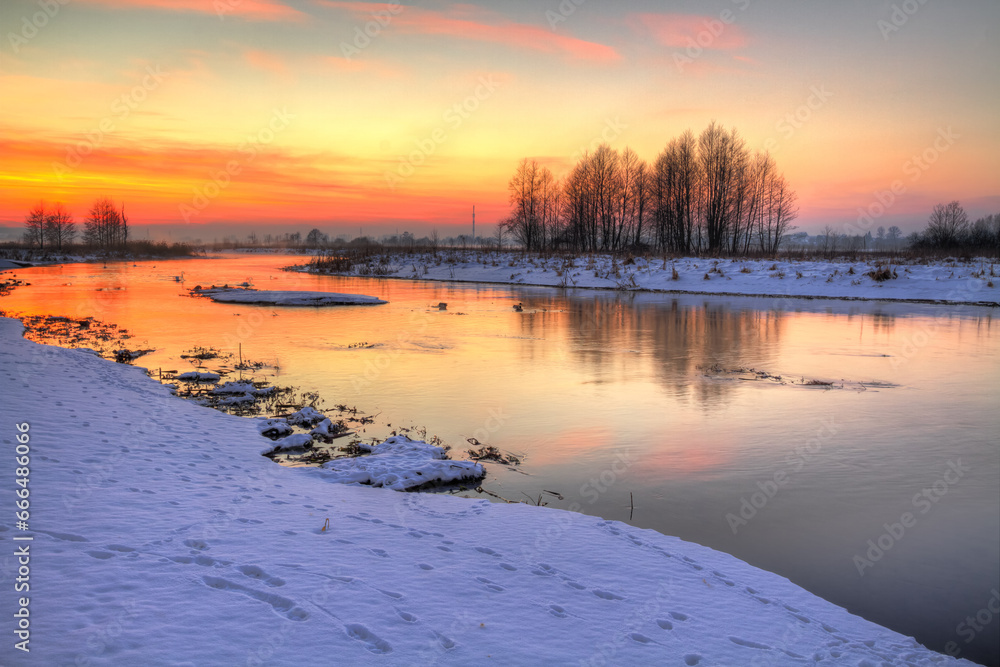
[472,205,476,242]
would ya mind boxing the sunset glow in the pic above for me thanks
[1,0,997,239]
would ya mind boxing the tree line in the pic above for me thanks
[22,197,129,251]
[502,122,799,255]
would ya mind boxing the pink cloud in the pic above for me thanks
[628,13,749,51]
[319,2,620,62]
[76,0,306,22]
[244,50,288,74]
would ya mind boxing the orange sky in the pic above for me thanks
[1,0,997,240]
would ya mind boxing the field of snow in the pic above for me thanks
[0,317,977,665]
[298,252,999,305]
[194,286,387,306]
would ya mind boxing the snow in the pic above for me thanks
[194,286,387,306]
[0,316,975,665]
[319,436,485,491]
[299,252,999,305]
[257,417,293,439]
[211,381,275,396]
[264,432,314,454]
[310,417,342,438]
[175,371,221,382]
[287,406,326,427]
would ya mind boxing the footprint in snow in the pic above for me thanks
[201,576,308,622]
[344,623,392,654]
[474,546,501,558]
[729,637,771,650]
[475,577,505,592]
[592,589,625,601]
[549,604,568,618]
[237,564,285,587]
[369,548,389,558]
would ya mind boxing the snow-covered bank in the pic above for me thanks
[0,318,975,665]
[296,252,999,306]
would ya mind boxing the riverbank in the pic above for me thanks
[293,252,999,306]
[0,316,975,665]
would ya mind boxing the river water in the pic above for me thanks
[2,254,998,665]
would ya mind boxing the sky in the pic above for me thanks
[1,0,998,241]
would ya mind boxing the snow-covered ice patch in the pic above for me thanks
[287,406,325,426]
[195,286,386,306]
[266,433,314,453]
[175,371,221,382]
[320,435,485,491]
[256,417,292,439]
[211,381,275,396]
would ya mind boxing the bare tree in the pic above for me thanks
[45,203,76,250]
[507,158,560,251]
[698,122,748,253]
[23,202,46,249]
[925,201,969,247]
[84,197,127,250]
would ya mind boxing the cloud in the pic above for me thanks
[320,2,620,62]
[0,133,504,227]
[75,0,306,22]
[244,50,289,75]
[627,13,749,51]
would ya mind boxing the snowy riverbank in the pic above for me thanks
[295,252,999,306]
[0,317,976,665]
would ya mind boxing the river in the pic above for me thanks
[2,253,997,665]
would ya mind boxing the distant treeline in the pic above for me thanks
[501,122,799,256]
[13,197,195,258]
[908,202,999,254]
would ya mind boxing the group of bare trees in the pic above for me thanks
[912,201,999,253]
[503,122,799,256]
[23,202,76,251]
[22,197,129,251]
[82,197,129,250]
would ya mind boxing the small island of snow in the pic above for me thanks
[194,286,387,306]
